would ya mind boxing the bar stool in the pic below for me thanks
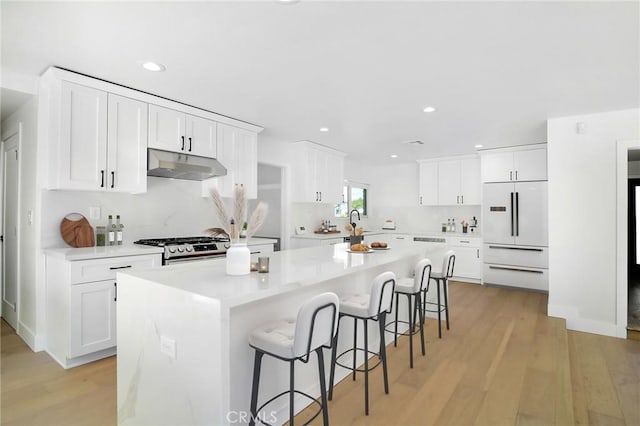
[248,292,339,426]
[387,258,432,368]
[422,250,455,338]
[328,271,396,415]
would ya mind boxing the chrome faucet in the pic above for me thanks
[349,209,360,233]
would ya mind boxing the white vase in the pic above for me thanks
[226,243,250,275]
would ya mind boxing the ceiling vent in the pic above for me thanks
[403,140,425,145]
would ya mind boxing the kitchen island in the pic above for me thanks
[116,241,446,425]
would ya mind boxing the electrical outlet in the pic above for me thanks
[27,209,34,225]
[89,206,101,220]
[160,336,177,360]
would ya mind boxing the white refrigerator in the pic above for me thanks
[482,181,549,291]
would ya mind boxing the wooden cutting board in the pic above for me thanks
[60,213,95,248]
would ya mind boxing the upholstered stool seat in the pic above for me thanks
[328,271,396,416]
[386,258,432,368]
[249,292,339,426]
[422,250,455,338]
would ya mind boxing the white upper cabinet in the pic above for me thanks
[203,123,258,199]
[291,142,346,204]
[418,156,480,206]
[149,104,217,158]
[418,161,438,206]
[107,94,147,193]
[58,81,108,190]
[55,82,147,193]
[481,145,547,183]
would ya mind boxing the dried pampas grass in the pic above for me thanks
[246,202,268,240]
[206,186,268,242]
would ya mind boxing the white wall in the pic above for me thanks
[547,108,640,337]
[1,96,40,349]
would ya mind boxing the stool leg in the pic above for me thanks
[363,319,369,415]
[378,312,389,395]
[436,278,442,338]
[407,294,414,368]
[352,318,358,381]
[394,292,399,347]
[444,278,450,330]
[249,350,264,426]
[328,317,340,401]
[417,292,425,356]
[289,360,295,426]
[421,289,427,325]
[316,348,329,426]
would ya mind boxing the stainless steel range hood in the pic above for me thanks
[147,148,227,181]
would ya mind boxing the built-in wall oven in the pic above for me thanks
[134,236,230,265]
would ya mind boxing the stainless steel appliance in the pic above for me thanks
[134,236,229,265]
[482,181,549,291]
[147,148,227,181]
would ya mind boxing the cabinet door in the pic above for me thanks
[291,144,318,203]
[437,160,461,205]
[212,123,237,197]
[69,280,116,357]
[481,151,513,183]
[324,152,345,204]
[186,115,217,158]
[451,245,482,280]
[460,157,481,204]
[59,81,108,190]
[148,104,185,153]
[513,148,547,181]
[107,94,147,193]
[236,128,258,199]
[418,162,438,206]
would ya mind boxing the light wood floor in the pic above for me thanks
[2,282,639,425]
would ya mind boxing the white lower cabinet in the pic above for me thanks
[46,252,160,368]
[69,280,117,357]
[447,236,482,283]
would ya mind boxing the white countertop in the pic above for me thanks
[291,230,481,240]
[44,238,278,261]
[44,244,164,260]
[119,241,445,308]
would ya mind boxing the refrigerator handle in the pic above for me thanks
[510,192,514,236]
[515,192,519,236]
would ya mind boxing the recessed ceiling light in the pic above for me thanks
[423,106,437,113]
[474,144,484,149]
[390,154,398,158]
[142,62,166,72]
[320,127,329,132]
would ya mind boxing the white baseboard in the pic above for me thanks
[17,321,45,352]
[548,304,624,338]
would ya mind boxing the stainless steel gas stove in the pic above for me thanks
[134,236,230,265]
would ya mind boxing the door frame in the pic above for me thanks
[616,139,640,338]
[1,128,22,329]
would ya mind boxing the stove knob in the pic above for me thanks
[185,246,193,252]
[168,247,177,253]
[177,246,185,253]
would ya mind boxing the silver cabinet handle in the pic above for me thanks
[461,195,464,204]
[476,249,479,258]
[420,196,423,204]
[510,171,513,181]
[457,195,460,204]
[459,240,470,243]
[489,265,543,274]
[109,265,132,270]
[515,170,518,180]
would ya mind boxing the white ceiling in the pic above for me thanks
[1,1,638,164]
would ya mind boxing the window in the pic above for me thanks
[335,182,368,218]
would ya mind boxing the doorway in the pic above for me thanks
[1,132,19,330]
[251,163,284,250]
[628,178,640,330]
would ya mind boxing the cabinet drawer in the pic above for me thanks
[483,244,548,268]
[483,264,548,291]
[448,237,481,248]
[70,254,159,284]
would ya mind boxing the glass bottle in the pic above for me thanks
[116,215,123,245]
[451,218,456,232]
[107,215,115,246]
